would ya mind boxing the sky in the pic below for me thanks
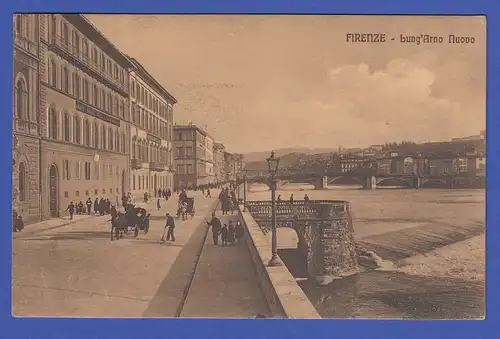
[86,15,486,153]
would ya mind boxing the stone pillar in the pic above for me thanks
[309,203,359,286]
[322,176,328,189]
[365,176,376,189]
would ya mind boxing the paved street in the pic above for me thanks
[12,191,219,317]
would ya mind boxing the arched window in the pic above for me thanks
[72,72,80,98]
[102,126,107,150]
[62,66,69,92]
[73,116,81,144]
[83,120,90,147]
[108,127,114,151]
[119,101,124,119]
[18,162,27,202]
[49,59,57,87]
[92,84,98,106]
[15,78,27,120]
[48,107,58,139]
[92,48,97,63]
[115,129,120,153]
[113,97,118,115]
[82,78,89,102]
[61,22,69,45]
[63,112,70,142]
[93,121,99,148]
[101,89,106,109]
[73,31,80,55]
[107,93,112,112]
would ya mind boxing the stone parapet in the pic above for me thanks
[238,205,321,319]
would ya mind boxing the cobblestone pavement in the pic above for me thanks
[12,191,220,317]
[180,212,270,318]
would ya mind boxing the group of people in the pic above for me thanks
[66,197,114,220]
[218,188,237,215]
[206,213,244,246]
[276,193,310,203]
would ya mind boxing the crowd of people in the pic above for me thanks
[65,197,116,220]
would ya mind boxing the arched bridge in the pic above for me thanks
[245,200,359,285]
[244,171,475,190]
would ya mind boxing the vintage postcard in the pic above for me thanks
[12,14,485,319]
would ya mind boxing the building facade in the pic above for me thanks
[39,14,131,219]
[173,124,216,189]
[13,14,42,223]
[213,142,226,185]
[128,57,176,197]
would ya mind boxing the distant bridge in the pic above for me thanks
[243,171,479,190]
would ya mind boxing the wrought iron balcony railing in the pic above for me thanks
[48,34,128,96]
[245,200,350,220]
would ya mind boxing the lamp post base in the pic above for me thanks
[267,254,283,267]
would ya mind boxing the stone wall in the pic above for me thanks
[238,206,321,318]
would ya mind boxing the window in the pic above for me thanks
[82,78,89,102]
[122,131,126,153]
[177,133,182,141]
[94,163,100,180]
[85,162,91,180]
[187,164,193,174]
[177,164,184,174]
[186,146,193,157]
[119,101,124,119]
[73,116,81,144]
[102,127,107,150]
[49,59,57,87]
[114,64,118,79]
[107,93,112,112]
[93,122,99,148]
[82,40,89,58]
[62,66,69,92]
[113,97,118,115]
[108,127,114,151]
[107,60,112,74]
[83,120,90,146]
[14,78,27,120]
[92,84,98,106]
[50,15,57,41]
[92,48,97,63]
[75,161,81,179]
[63,159,70,180]
[15,15,23,35]
[72,72,80,97]
[63,112,70,142]
[18,162,27,202]
[61,22,69,45]
[73,31,80,55]
[100,54,106,71]
[48,108,58,139]
[115,130,120,153]
[131,80,135,97]
[101,89,106,109]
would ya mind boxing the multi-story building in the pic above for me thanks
[213,142,226,185]
[173,123,216,189]
[223,152,244,182]
[13,14,42,223]
[128,57,176,197]
[40,14,132,219]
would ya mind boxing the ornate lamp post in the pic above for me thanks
[267,150,282,267]
[243,168,248,212]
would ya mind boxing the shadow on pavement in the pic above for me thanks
[22,231,112,241]
[142,212,215,317]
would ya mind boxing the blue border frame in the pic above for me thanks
[2,1,498,338]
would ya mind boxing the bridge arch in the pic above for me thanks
[420,178,448,188]
[328,176,365,187]
[376,177,411,187]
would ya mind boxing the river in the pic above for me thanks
[247,184,485,319]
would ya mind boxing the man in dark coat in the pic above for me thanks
[94,198,99,214]
[66,202,75,220]
[161,212,176,242]
[86,198,93,215]
[206,212,222,245]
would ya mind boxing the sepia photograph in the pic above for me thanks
[12,14,485,319]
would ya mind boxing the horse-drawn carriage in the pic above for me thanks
[111,206,150,241]
[177,197,195,220]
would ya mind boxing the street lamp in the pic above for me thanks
[243,168,248,212]
[267,150,282,267]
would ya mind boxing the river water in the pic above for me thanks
[247,184,485,319]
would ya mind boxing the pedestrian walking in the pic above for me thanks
[206,188,211,198]
[86,198,93,215]
[235,221,244,244]
[220,224,228,246]
[161,213,176,243]
[66,202,75,220]
[94,197,99,214]
[290,194,294,203]
[304,194,310,202]
[157,198,161,211]
[206,212,222,245]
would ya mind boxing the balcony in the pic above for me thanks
[149,162,166,172]
[48,34,128,97]
[131,158,142,169]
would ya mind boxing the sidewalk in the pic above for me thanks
[180,212,270,318]
[13,213,107,239]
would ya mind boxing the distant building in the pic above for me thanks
[173,124,216,189]
[213,142,226,184]
[223,152,244,182]
[128,57,177,197]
